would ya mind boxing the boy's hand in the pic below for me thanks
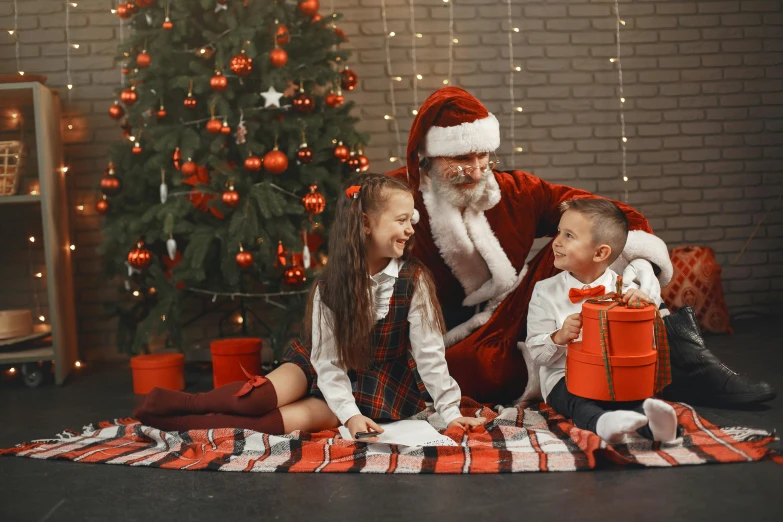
[622,288,654,306]
[448,416,487,431]
[552,313,582,345]
[345,415,384,442]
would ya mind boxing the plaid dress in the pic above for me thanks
[282,263,428,421]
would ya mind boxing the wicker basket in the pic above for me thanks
[0,141,26,197]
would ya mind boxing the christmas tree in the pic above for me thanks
[97,0,368,357]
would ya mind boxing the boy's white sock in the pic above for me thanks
[595,411,649,443]
[643,398,678,442]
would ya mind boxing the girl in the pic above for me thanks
[134,174,485,440]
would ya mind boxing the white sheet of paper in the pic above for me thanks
[338,419,458,447]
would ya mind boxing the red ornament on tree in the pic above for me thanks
[357,151,370,172]
[120,87,137,105]
[276,241,288,267]
[180,160,197,177]
[270,48,288,68]
[135,0,155,7]
[210,72,228,92]
[325,90,344,108]
[293,92,315,114]
[334,26,348,42]
[109,101,125,120]
[136,51,151,68]
[333,142,349,162]
[184,93,197,110]
[283,265,306,287]
[222,185,240,208]
[95,196,109,215]
[312,13,323,23]
[302,185,326,215]
[157,105,167,120]
[297,0,320,18]
[206,118,222,134]
[244,154,262,171]
[347,153,361,171]
[276,24,290,45]
[230,51,253,77]
[220,121,231,135]
[236,245,254,269]
[132,141,143,154]
[297,144,314,164]
[116,3,135,19]
[162,17,173,30]
[263,148,288,175]
[173,147,182,170]
[128,241,152,270]
[341,67,358,91]
[100,174,122,197]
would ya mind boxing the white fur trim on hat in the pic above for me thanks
[420,114,500,158]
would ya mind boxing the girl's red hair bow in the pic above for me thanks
[345,185,361,199]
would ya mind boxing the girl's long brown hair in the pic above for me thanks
[304,173,445,370]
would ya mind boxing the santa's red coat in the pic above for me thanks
[389,167,656,404]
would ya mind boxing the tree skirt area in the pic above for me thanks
[1,401,778,473]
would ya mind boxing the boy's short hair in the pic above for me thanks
[559,198,628,264]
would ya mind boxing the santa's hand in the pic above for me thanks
[623,259,659,298]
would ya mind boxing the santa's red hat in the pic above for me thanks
[405,87,500,191]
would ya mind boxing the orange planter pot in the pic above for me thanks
[210,338,262,388]
[566,342,657,401]
[581,302,656,357]
[130,353,185,395]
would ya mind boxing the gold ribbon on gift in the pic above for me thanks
[585,276,672,401]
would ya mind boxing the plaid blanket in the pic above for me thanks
[2,401,776,473]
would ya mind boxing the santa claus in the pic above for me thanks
[387,87,775,407]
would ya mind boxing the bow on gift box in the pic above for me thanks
[585,276,672,401]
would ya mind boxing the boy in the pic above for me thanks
[525,198,678,443]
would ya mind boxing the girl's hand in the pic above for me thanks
[552,312,582,345]
[448,416,487,431]
[622,288,654,306]
[345,415,384,442]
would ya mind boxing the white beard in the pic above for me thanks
[429,163,490,209]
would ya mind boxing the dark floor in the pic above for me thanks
[1,318,782,522]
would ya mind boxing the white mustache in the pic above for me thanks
[448,168,491,186]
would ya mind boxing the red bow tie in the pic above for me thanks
[568,285,606,304]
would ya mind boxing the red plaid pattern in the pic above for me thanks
[282,263,428,421]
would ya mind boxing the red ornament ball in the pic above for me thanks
[184,94,197,110]
[128,242,152,270]
[236,249,254,269]
[210,73,228,92]
[293,92,315,114]
[263,149,288,175]
[297,0,320,18]
[109,102,125,120]
[206,118,223,134]
[173,148,182,170]
[135,0,155,7]
[136,51,151,68]
[347,154,361,171]
[325,91,344,108]
[120,87,137,105]
[157,107,167,120]
[230,52,253,77]
[270,48,288,68]
[132,142,143,155]
[333,143,349,162]
[341,68,358,91]
[302,184,326,215]
[100,175,122,197]
[222,188,240,208]
[358,153,370,172]
[162,17,173,30]
[276,25,290,45]
[95,197,109,215]
[312,14,323,23]
[220,122,231,135]
[297,145,314,164]
[116,3,134,19]
[283,265,306,287]
[180,160,197,177]
[244,154,262,171]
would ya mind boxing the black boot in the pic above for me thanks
[660,307,776,407]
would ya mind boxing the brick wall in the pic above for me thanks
[1,0,781,360]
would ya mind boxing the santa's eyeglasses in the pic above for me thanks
[441,153,500,176]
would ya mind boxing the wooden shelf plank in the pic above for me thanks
[0,195,41,205]
[0,346,54,364]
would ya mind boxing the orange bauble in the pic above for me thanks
[120,87,137,105]
[210,73,228,92]
[263,149,288,175]
[302,184,326,215]
[95,197,109,215]
[136,0,155,7]
[206,118,223,134]
[229,52,253,77]
[100,175,122,196]
[173,147,182,170]
[136,51,151,68]
[333,142,349,162]
[283,266,306,287]
[358,153,370,172]
[157,107,167,119]
[162,18,173,30]
[236,249,254,269]
[341,68,358,91]
[293,92,315,114]
[184,94,197,109]
[132,142,143,154]
[222,188,240,208]
[297,145,314,164]
[297,0,319,17]
[347,154,361,171]
[325,91,344,108]
[276,24,290,45]
[220,122,231,135]
[270,48,288,68]
[312,14,323,22]
[244,154,262,171]
[180,161,197,176]
[109,101,125,120]
[128,241,152,269]
[117,3,135,19]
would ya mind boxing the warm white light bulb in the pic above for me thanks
[389,157,398,162]
[67,84,73,90]
[412,109,418,115]
[75,361,82,368]
[416,33,422,38]
[133,290,140,297]
[384,115,392,120]
[39,315,45,322]
[76,205,84,211]
[416,74,422,80]
[69,244,75,250]
[393,76,402,81]
[237,316,244,324]
[620,20,626,25]
[609,58,617,63]
[515,147,524,152]
[515,66,521,71]
[111,9,116,14]
[622,137,628,143]
[18,71,24,76]
[35,272,43,278]
[67,124,73,130]
[452,38,458,43]
[513,28,519,32]
[29,236,35,243]
[72,44,80,49]
[70,3,78,7]
[389,31,395,37]
[620,97,625,103]
[129,136,135,141]
[61,166,69,173]
[11,113,17,119]
[8,30,14,35]
[623,176,629,181]
[515,107,523,112]
[442,79,449,85]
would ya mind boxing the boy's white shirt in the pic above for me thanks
[524,268,663,402]
[310,257,463,426]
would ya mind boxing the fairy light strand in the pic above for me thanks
[409,0,419,114]
[447,0,454,85]
[12,0,22,75]
[65,2,73,95]
[381,0,403,166]
[613,0,629,203]
[506,0,517,168]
